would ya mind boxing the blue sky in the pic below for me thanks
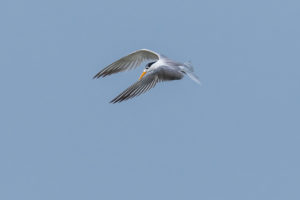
[1,0,299,199]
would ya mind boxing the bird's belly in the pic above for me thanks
[159,69,184,80]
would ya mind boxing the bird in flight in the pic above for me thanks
[93,49,201,103]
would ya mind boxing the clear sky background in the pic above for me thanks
[1,0,299,199]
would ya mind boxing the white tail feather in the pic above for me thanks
[182,62,201,85]
[186,71,202,85]
[184,61,194,72]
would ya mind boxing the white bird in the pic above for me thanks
[93,49,201,103]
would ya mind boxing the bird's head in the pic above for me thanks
[139,61,156,80]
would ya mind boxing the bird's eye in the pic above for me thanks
[145,61,155,70]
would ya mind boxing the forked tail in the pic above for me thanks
[182,62,201,85]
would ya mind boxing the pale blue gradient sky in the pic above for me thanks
[1,0,300,199]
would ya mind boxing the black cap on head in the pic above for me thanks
[145,61,156,69]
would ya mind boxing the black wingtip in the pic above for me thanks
[109,97,118,103]
[110,96,127,104]
[93,72,110,79]
[110,97,132,104]
[109,100,119,104]
[93,73,101,79]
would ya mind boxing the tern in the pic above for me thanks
[93,49,201,103]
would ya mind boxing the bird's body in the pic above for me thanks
[93,49,200,103]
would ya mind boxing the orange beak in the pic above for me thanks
[139,71,147,80]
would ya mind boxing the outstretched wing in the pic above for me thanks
[93,49,160,78]
[110,66,183,103]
